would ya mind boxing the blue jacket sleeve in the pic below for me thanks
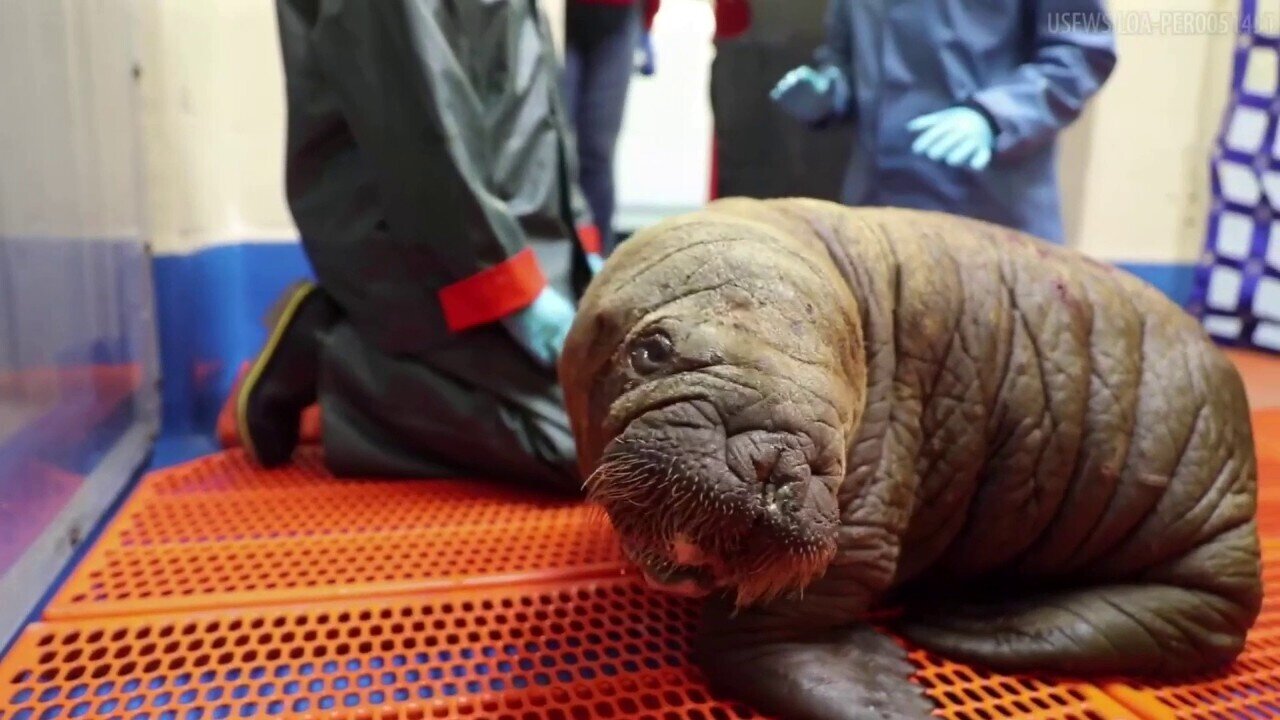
[968,0,1117,158]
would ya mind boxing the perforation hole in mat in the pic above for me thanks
[110,449,597,547]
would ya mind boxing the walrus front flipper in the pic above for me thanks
[696,605,935,720]
[897,583,1255,677]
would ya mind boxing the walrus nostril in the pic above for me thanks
[726,432,824,495]
[770,447,812,486]
[751,447,783,484]
[731,437,814,485]
[778,475,812,508]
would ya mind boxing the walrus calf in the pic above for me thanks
[557,198,1263,719]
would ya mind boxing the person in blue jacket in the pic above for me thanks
[770,0,1117,243]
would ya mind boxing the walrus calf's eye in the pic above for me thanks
[629,332,674,374]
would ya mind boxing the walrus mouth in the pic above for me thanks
[624,543,720,598]
[594,448,839,605]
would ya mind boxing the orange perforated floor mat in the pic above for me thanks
[1253,410,1280,535]
[45,450,622,619]
[3,416,1280,718]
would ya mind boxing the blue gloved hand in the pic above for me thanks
[500,286,576,368]
[769,65,850,124]
[635,33,655,76]
[586,253,604,275]
[906,106,995,171]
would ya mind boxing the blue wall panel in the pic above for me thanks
[1116,262,1196,308]
[152,242,313,435]
[148,242,1196,440]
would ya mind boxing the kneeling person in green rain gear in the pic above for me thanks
[234,0,603,492]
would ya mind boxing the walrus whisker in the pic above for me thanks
[585,458,650,501]
[582,465,610,493]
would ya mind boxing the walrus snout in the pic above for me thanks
[589,399,842,605]
[726,431,840,503]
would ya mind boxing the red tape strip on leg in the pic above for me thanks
[438,248,546,333]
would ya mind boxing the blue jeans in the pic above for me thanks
[563,3,640,252]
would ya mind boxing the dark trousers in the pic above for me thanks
[563,2,640,252]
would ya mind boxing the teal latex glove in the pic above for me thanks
[586,253,604,275]
[769,65,850,124]
[906,106,995,171]
[501,286,576,368]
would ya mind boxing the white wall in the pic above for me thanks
[134,0,297,256]
[1060,0,1238,262]
[613,0,716,229]
[0,0,145,241]
[135,0,573,258]
[544,0,567,58]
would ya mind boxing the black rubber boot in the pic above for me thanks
[236,281,339,467]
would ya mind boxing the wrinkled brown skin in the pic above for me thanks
[557,198,1263,720]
